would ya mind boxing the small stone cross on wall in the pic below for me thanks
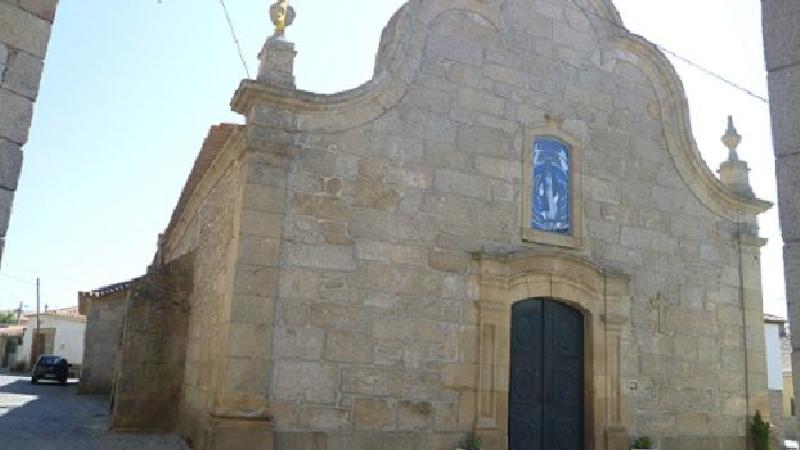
[650,292,669,334]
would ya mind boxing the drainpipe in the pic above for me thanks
[736,210,753,447]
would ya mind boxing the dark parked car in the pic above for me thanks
[31,355,70,385]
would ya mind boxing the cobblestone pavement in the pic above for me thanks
[0,374,190,450]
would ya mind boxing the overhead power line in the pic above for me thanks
[218,0,251,78]
[563,0,769,104]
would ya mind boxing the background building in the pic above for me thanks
[14,309,85,372]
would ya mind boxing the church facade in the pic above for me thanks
[94,1,774,449]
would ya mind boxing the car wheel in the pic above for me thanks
[30,377,37,384]
[59,377,67,385]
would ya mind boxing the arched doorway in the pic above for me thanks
[509,298,584,450]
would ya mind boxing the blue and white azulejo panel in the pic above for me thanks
[532,137,571,234]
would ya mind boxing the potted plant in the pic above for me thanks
[457,432,483,450]
[632,436,657,450]
[751,409,770,450]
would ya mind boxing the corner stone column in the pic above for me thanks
[206,126,296,450]
[762,0,800,424]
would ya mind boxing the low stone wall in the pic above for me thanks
[78,290,127,395]
[111,255,193,431]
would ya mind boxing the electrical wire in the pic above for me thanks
[563,0,769,104]
[218,0,251,78]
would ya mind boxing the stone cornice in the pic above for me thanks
[611,35,773,219]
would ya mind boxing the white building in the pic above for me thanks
[15,311,86,370]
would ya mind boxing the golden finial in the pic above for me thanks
[270,0,295,37]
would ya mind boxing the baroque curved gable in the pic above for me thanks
[232,0,770,221]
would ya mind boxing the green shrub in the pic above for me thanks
[459,432,482,450]
[751,410,770,450]
[633,436,654,448]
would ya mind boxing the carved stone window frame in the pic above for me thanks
[471,252,631,450]
[522,122,584,249]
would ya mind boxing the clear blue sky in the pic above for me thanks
[0,0,783,316]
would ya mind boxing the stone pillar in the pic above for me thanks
[257,37,296,88]
[762,0,800,431]
[206,2,300,439]
[204,131,295,450]
[257,0,296,88]
[0,0,59,261]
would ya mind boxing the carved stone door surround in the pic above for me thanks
[472,251,631,450]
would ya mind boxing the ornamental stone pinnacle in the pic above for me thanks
[722,115,742,161]
[718,115,754,198]
[257,0,297,88]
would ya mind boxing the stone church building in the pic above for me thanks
[82,0,775,449]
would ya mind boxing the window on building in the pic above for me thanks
[531,137,571,234]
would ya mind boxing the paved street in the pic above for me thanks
[0,374,190,450]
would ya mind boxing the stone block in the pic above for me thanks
[0,2,51,58]
[320,220,353,245]
[786,243,800,319]
[354,398,395,431]
[455,123,512,157]
[239,209,283,239]
[296,407,351,431]
[237,235,279,267]
[353,261,437,295]
[0,139,23,191]
[433,169,491,199]
[2,50,43,99]
[474,156,520,181]
[273,361,337,404]
[428,249,470,273]
[324,330,373,364]
[229,294,273,325]
[455,88,505,117]
[286,243,355,271]
[351,179,399,210]
[275,326,323,360]
[233,264,278,297]
[0,42,6,77]
[274,432,327,450]
[278,267,320,300]
[763,0,800,71]
[0,188,13,237]
[396,400,433,431]
[637,411,676,434]
[769,66,800,156]
[19,0,59,23]
[327,433,424,450]
[310,303,369,331]
[341,367,404,397]
[0,89,33,144]
[243,183,285,214]
[777,154,800,242]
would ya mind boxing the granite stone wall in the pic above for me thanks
[0,0,58,259]
[762,2,800,442]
